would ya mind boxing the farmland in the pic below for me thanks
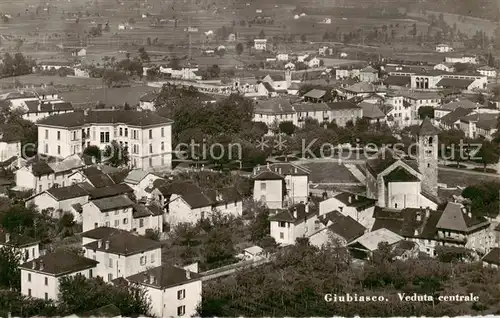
[59,85,156,108]
[0,74,102,90]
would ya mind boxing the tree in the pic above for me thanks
[418,106,434,119]
[0,246,21,290]
[462,182,500,218]
[258,30,266,38]
[102,70,128,88]
[138,47,149,62]
[0,204,35,235]
[249,204,271,243]
[300,34,307,43]
[58,274,151,316]
[83,145,101,163]
[103,140,129,167]
[279,121,295,135]
[235,42,244,56]
[216,48,226,59]
[472,140,500,172]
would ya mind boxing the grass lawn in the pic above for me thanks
[438,168,500,187]
[60,85,156,107]
[300,162,360,184]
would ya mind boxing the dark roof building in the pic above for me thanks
[20,250,98,277]
[37,110,173,128]
[126,264,201,289]
[92,194,135,212]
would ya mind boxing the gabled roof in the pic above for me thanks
[253,170,284,180]
[419,117,439,136]
[436,202,489,232]
[439,99,478,111]
[25,100,73,114]
[361,66,377,73]
[383,166,419,184]
[132,204,154,218]
[439,107,474,125]
[154,180,213,209]
[344,82,377,93]
[254,163,310,178]
[37,110,173,128]
[293,102,330,112]
[48,154,85,174]
[123,169,150,185]
[324,213,365,243]
[46,184,89,201]
[303,89,326,99]
[204,187,243,204]
[254,98,295,115]
[333,192,376,211]
[0,229,39,248]
[19,250,98,276]
[31,161,55,177]
[83,227,161,256]
[126,264,201,289]
[269,203,318,224]
[436,78,474,89]
[482,248,500,265]
[88,183,134,200]
[327,101,361,110]
[92,194,134,212]
[384,75,411,87]
[348,228,403,251]
[82,167,115,188]
[359,102,385,119]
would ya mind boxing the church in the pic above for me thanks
[365,117,440,210]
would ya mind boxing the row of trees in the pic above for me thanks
[0,53,34,78]
[198,238,500,316]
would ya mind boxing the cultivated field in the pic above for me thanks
[0,74,103,91]
[300,162,360,184]
[438,168,500,188]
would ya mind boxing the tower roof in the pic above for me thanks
[419,117,439,136]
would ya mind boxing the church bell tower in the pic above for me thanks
[417,117,439,196]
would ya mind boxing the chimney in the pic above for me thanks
[293,208,297,219]
[5,233,9,243]
[348,196,352,203]
[98,239,102,248]
[105,240,110,250]
[414,229,419,236]
[186,269,191,279]
[39,260,44,271]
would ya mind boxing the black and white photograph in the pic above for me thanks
[0,0,499,316]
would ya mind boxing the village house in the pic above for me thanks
[482,247,500,268]
[269,202,319,245]
[19,250,98,301]
[284,62,296,70]
[138,92,158,111]
[276,53,289,61]
[319,192,377,229]
[477,66,497,78]
[125,263,202,318]
[0,230,40,263]
[150,180,213,227]
[68,166,116,188]
[252,98,298,127]
[204,187,244,216]
[37,61,74,71]
[25,183,91,222]
[261,71,292,93]
[23,100,74,122]
[347,228,404,260]
[326,101,363,126]
[359,102,386,123]
[445,54,477,64]
[82,227,162,282]
[306,57,321,68]
[253,163,310,209]
[36,109,173,170]
[341,82,381,100]
[359,66,379,83]
[0,124,22,164]
[433,62,456,73]
[410,70,486,91]
[335,67,361,80]
[254,39,267,51]
[0,91,39,110]
[70,48,87,57]
[123,169,164,201]
[293,102,331,127]
[303,89,327,103]
[309,210,366,248]
[438,107,474,130]
[434,99,478,119]
[436,44,453,53]
[156,66,202,81]
[458,113,498,139]
[318,46,333,56]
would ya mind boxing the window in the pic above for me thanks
[57,145,61,155]
[44,277,48,285]
[89,269,93,278]
[177,289,186,300]
[57,131,60,140]
[94,222,98,228]
[109,258,113,268]
[139,219,144,227]
[278,221,286,228]
[114,220,119,227]
[45,129,48,139]
[149,129,152,139]
[161,142,164,151]
[105,132,110,142]
[177,306,185,316]
[260,182,266,190]
[100,132,105,143]
[149,158,152,167]
[44,293,48,301]
[114,209,119,215]
[108,274,113,281]
[123,218,128,224]
[119,128,123,136]
[140,256,147,265]
[125,128,128,137]
[161,127,164,137]
[28,273,31,282]
[28,289,31,296]
[149,144,153,153]
[44,144,48,153]
[280,232,284,239]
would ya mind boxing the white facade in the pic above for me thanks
[166,194,212,226]
[477,67,497,78]
[26,192,89,222]
[276,53,289,61]
[253,179,283,209]
[0,140,20,162]
[436,44,453,53]
[84,245,162,282]
[254,39,267,50]
[82,201,133,233]
[445,56,477,64]
[37,114,173,170]
[0,240,40,263]
[307,57,321,68]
